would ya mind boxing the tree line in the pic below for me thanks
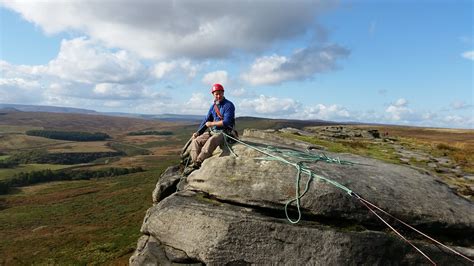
[26,130,111,141]
[0,167,144,194]
[3,149,124,165]
[0,160,18,168]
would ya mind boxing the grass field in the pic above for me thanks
[0,134,69,152]
[47,141,116,153]
[300,125,474,174]
[0,112,189,264]
[370,126,474,173]
[280,132,402,164]
[0,157,178,265]
[0,111,178,138]
[0,164,76,181]
[0,125,43,134]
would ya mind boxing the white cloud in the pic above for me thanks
[239,95,300,116]
[152,60,200,80]
[385,105,412,121]
[461,50,474,60]
[0,78,43,104]
[0,60,46,79]
[394,98,408,107]
[241,55,287,85]
[185,93,212,114]
[2,0,336,60]
[0,39,171,109]
[202,70,229,86]
[384,98,413,121]
[384,98,431,124]
[301,104,350,120]
[92,83,161,100]
[0,61,46,103]
[445,115,473,126]
[228,88,255,98]
[47,37,148,84]
[152,62,178,79]
[241,44,350,85]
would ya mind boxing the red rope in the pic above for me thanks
[356,196,474,264]
[357,197,437,265]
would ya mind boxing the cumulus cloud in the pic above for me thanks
[0,77,44,104]
[228,87,256,98]
[461,50,474,60]
[241,44,350,85]
[394,98,408,107]
[0,60,46,103]
[2,0,336,60]
[301,104,350,120]
[47,37,148,84]
[202,70,229,86]
[0,60,46,80]
[385,98,414,121]
[185,93,212,114]
[152,60,200,80]
[239,95,300,116]
[0,38,171,109]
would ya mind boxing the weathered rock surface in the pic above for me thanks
[131,129,474,265]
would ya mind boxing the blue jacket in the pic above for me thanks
[197,98,235,135]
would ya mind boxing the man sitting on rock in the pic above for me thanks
[184,83,236,175]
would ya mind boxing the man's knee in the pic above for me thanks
[202,134,224,152]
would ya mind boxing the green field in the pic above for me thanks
[0,111,190,264]
[0,157,178,264]
[0,164,76,181]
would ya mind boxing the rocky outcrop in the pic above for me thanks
[131,129,474,265]
[305,126,383,140]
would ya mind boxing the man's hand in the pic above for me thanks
[205,121,214,128]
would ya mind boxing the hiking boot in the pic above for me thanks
[183,161,201,176]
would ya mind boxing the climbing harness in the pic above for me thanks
[220,132,474,265]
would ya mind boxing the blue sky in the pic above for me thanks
[0,0,472,129]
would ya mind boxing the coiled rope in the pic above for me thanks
[220,132,473,265]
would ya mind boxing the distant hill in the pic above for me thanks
[235,116,340,130]
[102,112,203,122]
[0,104,344,128]
[0,111,178,136]
[0,104,98,114]
[0,104,203,122]
[0,107,21,114]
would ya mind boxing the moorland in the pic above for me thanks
[0,108,472,264]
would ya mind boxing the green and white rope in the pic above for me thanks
[222,132,353,224]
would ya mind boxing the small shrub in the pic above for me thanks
[435,143,458,151]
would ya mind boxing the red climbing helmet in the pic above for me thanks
[211,83,224,94]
